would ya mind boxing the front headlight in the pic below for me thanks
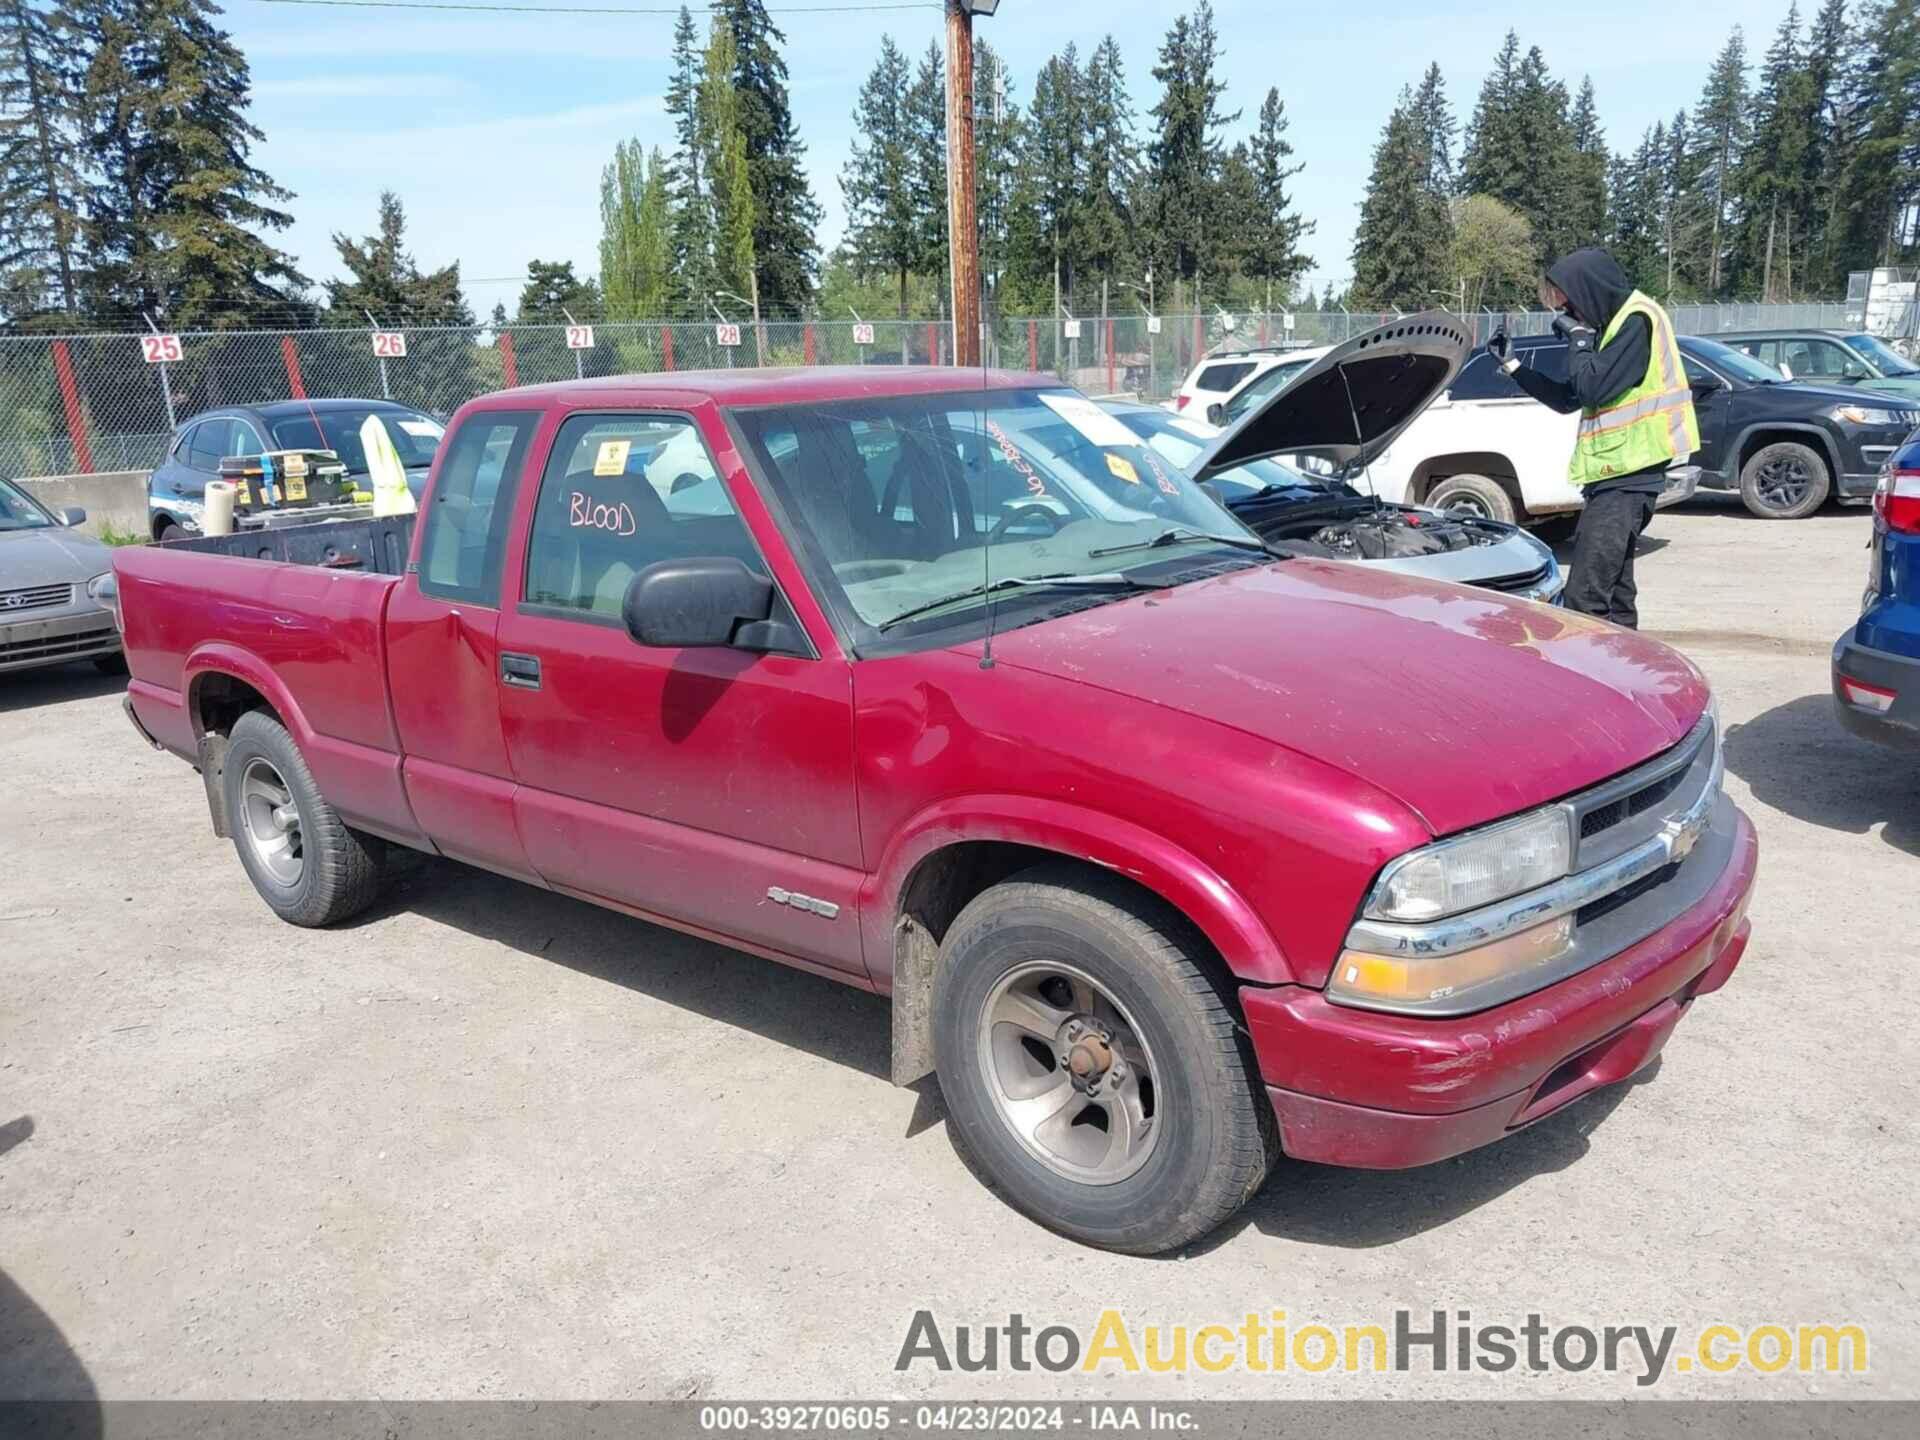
[1364,805,1572,923]
[85,571,120,629]
[1831,404,1911,427]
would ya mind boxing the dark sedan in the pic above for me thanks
[148,399,445,540]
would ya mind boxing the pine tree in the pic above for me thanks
[1461,32,1524,203]
[905,41,947,306]
[974,39,1023,328]
[700,17,756,306]
[1735,6,1818,299]
[1690,27,1751,294]
[80,0,305,328]
[1461,35,1576,265]
[1147,1,1237,304]
[1411,62,1455,195]
[1834,1,1920,270]
[841,37,916,339]
[517,260,599,323]
[1804,0,1851,290]
[717,0,821,315]
[0,0,89,315]
[1567,77,1610,253]
[1242,88,1313,310]
[1026,45,1086,311]
[665,4,715,315]
[326,192,469,324]
[1352,88,1452,311]
[1608,124,1667,293]
[1079,36,1140,294]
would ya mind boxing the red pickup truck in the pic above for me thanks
[112,323,1757,1254]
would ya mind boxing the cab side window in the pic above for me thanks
[1195,361,1255,394]
[417,410,541,605]
[186,421,229,472]
[1449,353,1524,402]
[522,413,767,621]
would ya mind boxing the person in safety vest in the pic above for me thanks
[1486,247,1698,629]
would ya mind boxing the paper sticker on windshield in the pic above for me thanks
[593,439,632,476]
[1038,392,1142,449]
[1105,453,1141,486]
[398,420,444,439]
[283,453,309,478]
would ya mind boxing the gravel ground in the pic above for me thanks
[2,496,1915,1403]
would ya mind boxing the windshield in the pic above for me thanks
[1688,339,1788,385]
[267,408,445,475]
[1103,406,1335,502]
[732,387,1264,639]
[1223,356,1314,423]
[1844,334,1920,376]
[0,477,55,531]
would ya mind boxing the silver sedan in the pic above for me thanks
[0,478,122,676]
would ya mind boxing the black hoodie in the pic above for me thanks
[1509,247,1665,491]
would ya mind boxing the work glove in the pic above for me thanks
[1550,311,1596,349]
[1486,326,1510,363]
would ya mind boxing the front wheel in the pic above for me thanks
[223,710,385,927]
[1739,441,1830,519]
[932,866,1274,1254]
[1426,473,1518,524]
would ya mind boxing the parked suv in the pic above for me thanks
[149,399,445,540]
[1170,345,1322,417]
[1367,335,1696,525]
[1834,435,1920,746]
[1716,329,1920,403]
[1678,336,1920,518]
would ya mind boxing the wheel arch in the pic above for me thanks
[869,799,1294,1087]
[1409,453,1526,513]
[1732,422,1841,480]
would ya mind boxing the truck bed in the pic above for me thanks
[117,518,413,822]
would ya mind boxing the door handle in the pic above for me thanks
[500,652,542,690]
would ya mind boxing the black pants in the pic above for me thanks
[1566,487,1657,628]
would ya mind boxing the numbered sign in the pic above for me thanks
[140,334,183,364]
[1221,315,1238,333]
[715,323,742,348]
[1283,311,1296,332]
[1062,319,1082,340]
[852,322,876,346]
[1146,316,1162,336]
[372,331,408,359]
[565,324,596,350]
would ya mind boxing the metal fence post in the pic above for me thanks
[50,340,94,475]
[498,330,518,389]
[281,335,307,398]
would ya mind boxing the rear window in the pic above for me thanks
[1195,362,1257,394]
[268,408,444,476]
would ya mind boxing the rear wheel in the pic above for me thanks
[157,522,186,543]
[1739,441,1830,519]
[931,865,1274,1254]
[1426,473,1518,524]
[222,710,385,927]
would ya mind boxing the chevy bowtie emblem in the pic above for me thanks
[1664,811,1706,864]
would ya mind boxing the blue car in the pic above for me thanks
[1834,433,1920,747]
[147,398,445,540]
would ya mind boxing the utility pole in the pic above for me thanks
[945,1,982,369]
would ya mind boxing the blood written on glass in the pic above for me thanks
[569,491,637,537]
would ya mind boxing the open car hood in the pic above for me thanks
[1194,311,1471,483]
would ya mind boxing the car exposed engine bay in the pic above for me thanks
[1252,495,1513,561]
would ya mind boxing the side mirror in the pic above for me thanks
[1689,376,1722,398]
[623,556,777,649]
[1206,403,1228,426]
[59,506,87,527]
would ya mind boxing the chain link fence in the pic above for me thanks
[0,302,1860,479]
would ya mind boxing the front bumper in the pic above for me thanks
[1242,802,1758,1169]
[1833,625,1920,748]
[1654,465,1699,509]
[0,603,120,673]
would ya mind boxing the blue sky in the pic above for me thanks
[230,0,1790,312]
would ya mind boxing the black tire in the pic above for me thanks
[92,652,127,675]
[932,864,1274,1254]
[222,710,385,927]
[1739,441,1830,519]
[158,522,186,543]
[1426,473,1518,524]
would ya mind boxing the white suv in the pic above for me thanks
[1169,346,1325,420]
[1366,337,1695,525]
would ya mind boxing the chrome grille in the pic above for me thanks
[1568,716,1718,870]
[0,582,72,613]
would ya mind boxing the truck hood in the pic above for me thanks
[0,524,111,584]
[1195,311,1472,483]
[985,559,1707,838]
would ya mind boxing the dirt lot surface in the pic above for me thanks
[3,495,1915,1402]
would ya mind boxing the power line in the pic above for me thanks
[245,0,938,15]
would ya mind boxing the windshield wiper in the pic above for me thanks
[1087,527,1273,560]
[875,572,1167,632]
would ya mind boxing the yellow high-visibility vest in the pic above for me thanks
[1568,290,1700,487]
